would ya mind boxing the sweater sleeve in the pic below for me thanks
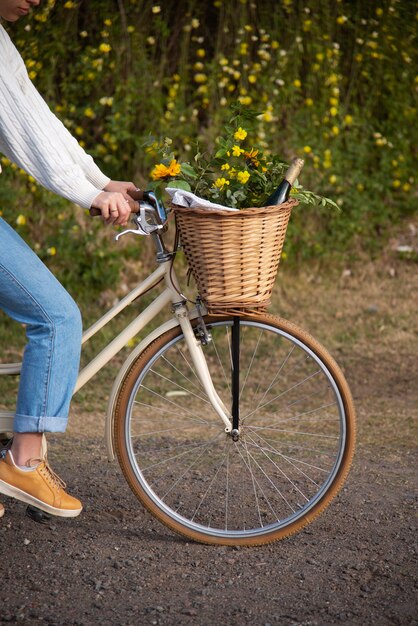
[0,26,110,208]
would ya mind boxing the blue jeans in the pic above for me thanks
[0,218,82,433]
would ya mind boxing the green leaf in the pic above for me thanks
[167,179,192,191]
[180,163,198,178]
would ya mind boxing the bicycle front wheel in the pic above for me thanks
[114,314,355,546]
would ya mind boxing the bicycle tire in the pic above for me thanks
[114,314,356,546]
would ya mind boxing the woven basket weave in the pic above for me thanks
[174,198,297,315]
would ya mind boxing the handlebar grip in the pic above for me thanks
[127,188,145,202]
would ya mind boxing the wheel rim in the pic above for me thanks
[123,320,348,540]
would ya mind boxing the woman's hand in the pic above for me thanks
[92,181,139,226]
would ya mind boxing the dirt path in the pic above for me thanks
[0,255,417,625]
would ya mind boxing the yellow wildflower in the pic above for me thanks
[293,79,302,88]
[244,148,260,167]
[305,98,314,106]
[234,127,248,141]
[331,126,340,136]
[221,163,230,171]
[214,177,230,189]
[84,107,96,119]
[232,145,244,157]
[151,159,181,180]
[196,48,206,58]
[16,214,26,226]
[237,170,250,184]
[47,246,57,256]
[99,43,111,54]
[152,5,161,13]
[303,146,312,154]
[194,73,207,83]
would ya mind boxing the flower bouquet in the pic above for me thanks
[144,107,338,314]
[145,106,338,212]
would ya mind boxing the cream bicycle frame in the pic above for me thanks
[0,256,232,460]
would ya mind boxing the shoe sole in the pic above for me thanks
[0,480,82,518]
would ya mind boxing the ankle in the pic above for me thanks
[10,433,43,466]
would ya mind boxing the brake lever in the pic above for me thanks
[115,203,163,240]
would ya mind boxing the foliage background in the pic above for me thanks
[1,0,416,299]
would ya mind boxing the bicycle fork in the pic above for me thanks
[172,303,233,434]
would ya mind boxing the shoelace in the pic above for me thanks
[27,456,67,491]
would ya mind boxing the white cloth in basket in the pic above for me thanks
[166,188,239,212]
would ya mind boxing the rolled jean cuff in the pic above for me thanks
[13,413,68,433]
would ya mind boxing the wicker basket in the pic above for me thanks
[174,198,297,315]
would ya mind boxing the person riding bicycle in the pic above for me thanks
[0,0,137,519]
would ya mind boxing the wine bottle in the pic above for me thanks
[263,157,304,206]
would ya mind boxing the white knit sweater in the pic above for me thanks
[0,24,110,209]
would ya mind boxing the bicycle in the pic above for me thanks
[0,192,356,546]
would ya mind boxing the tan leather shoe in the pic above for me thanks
[0,502,4,518]
[0,451,82,518]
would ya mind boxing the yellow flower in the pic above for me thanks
[237,170,250,184]
[331,126,340,136]
[336,15,348,24]
[221,163,230,171]
[151,159,181,180]
[239,96,252,106]
[344,115,353,126]
[329,175,337,184]
[232,145,244,157]
[152,5,161,13]
[330,106,338,116]
[244,148,260,167]
[16,214,26,226]
[196,48,206,58]
[194,73,207,83]
[303,146,312,154]
[99,43,111,54]
[214,177,229,189]
[293,79,302,88]
[84,107,96,119]
[392,179,401,188]
[47,246,57,256]
[248,74,257,84]
[305,98,314,106]
[234,127,247,141]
